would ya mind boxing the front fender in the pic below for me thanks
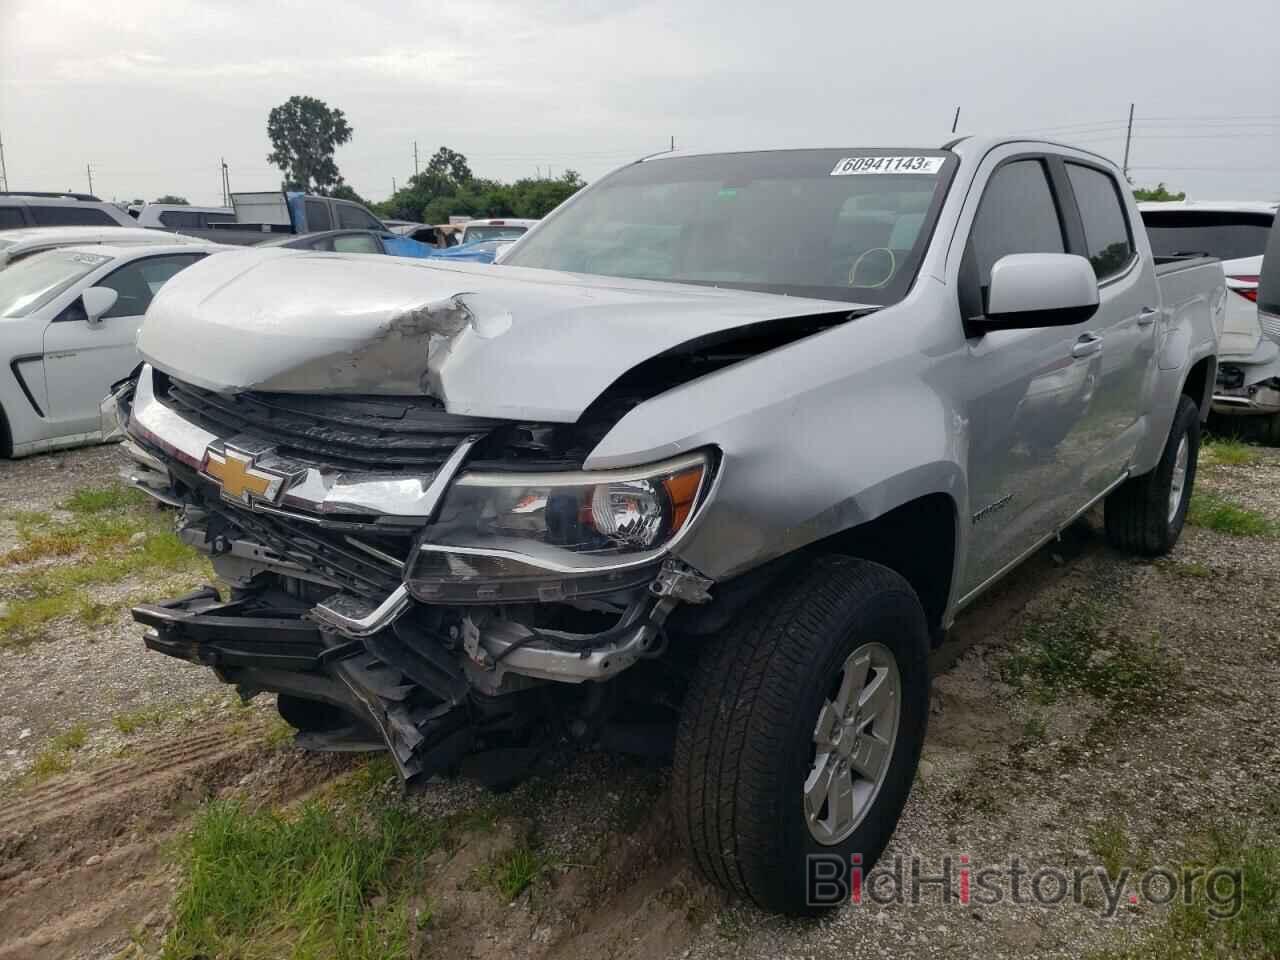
[585,300,968,586]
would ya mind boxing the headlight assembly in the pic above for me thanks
[405,451,713,604]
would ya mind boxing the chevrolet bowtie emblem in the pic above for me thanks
[202,446,287,505]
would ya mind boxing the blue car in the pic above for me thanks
[424,239,513,264]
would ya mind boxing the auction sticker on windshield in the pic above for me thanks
[831,156,945,176]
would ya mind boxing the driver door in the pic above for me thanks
[42,252,205,435]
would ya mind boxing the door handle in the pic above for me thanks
[1136,307,1160,326]
[1071,334,1103,359]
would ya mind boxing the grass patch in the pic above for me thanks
[113,708,170,735]
[63,486,143,514]
[0,484,211,648]
[1089,816,1130,876]
[22,722,89,784]
[1022,714,1048,742]
[165,799,447,960]
[1159,560,1214,579]
[1186,493,1273,537]
[1201,436,1261,467]
[1000,600,1183,715]
[1092,829,1280,959]
[50,722,88,751]
[484,844,546,901]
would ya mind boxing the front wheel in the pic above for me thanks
[1104,394,1200,556]
[672,556,930,916]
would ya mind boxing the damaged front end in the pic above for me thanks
[115,365,717,787]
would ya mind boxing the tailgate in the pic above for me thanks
[230,191,295,229]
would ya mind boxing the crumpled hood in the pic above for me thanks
[139,247,862,421]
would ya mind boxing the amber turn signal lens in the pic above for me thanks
[663,465,704,533]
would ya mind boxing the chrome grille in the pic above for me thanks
[158,374,503,473]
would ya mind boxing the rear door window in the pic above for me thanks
[1066,163,1135,279]
[31,205,121,227]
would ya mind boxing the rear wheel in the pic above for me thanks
[1104,395,1200,556]
[1256,412,1280,446]
[672,556,930,916]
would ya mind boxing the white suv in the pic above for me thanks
[1141,201,1279,430]
[0,194,134,230]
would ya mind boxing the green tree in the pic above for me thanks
[375,150,585,224]
[266,96,353,193]
[1133,182,1185,202]
[326,182,368,205]
[154,195,189,205]
[426,147,472,183]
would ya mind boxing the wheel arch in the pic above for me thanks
[812,492,959,642]
[1181,354,1216,422]
[0,399,11,459]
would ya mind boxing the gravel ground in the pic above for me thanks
[0,444,226,785]
[1,438,1278,959]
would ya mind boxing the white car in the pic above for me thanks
[0,226,211,270]
[458,218,538,244]
[134,204,236,231]
[1140,201,1279,426]
[0,241,226,457]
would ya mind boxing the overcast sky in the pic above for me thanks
[2,0,1277,207]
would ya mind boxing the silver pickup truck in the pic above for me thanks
[111,136,1223,916]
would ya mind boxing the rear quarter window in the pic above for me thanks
[30,205,120,227]
[0,206,27,229]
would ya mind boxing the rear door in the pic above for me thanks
[42,253,206,433]
[1058,158,1158,494]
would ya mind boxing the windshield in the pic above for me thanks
[1142,210,1275,262]
[464,225,529,243]
[501,149,956,304]
[0,249,109,317]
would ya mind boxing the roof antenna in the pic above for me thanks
[951,107,961,133]
[634,136,678,165]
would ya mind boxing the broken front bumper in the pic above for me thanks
[133,587,475,779]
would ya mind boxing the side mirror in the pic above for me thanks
[974,253,1099,332]
[81,286,119,326]
[1258,213,1280,323]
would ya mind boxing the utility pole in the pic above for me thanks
[0,129,8,192]
[413,141,419,177]
[1122,102,1135,180]
[670,135,675,151]
[392,177,397,193]
[951,107,961,134]
[86,162,94,196]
